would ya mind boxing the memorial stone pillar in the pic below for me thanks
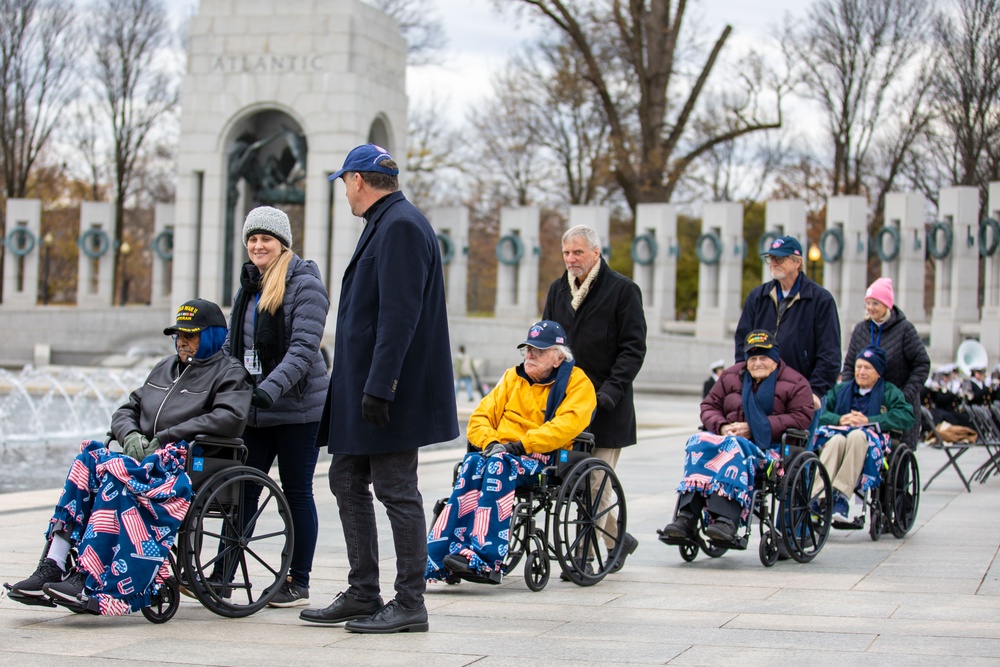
[633,203,678,331]
[1,199,42,307]
[882,192,927,323]
[762,200,806,282]
[76,202,115,308]
[151,204,175,308]
[981,182,1000,358]
[930,186,980,360]
[695,202,743,340]
[429,206,469,318]
[494,206,539,322]
[823,196,868,335]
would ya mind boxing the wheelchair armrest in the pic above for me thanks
[572,431,595,454]
[190,434,247,465]
[781,429,809,446]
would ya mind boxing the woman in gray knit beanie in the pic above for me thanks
[225,205,330,608]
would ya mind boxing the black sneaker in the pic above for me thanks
[266,577,309,608]
[704,517,738,543]
[43,570,88,603]
[609,532,639,573]
[659,512,697,540]
[9,558,64,598]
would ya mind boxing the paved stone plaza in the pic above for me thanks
[1,393,999,665]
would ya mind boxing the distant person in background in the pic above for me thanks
[703,359,725,399]
[454,345,475,401]
[840,277,929,446]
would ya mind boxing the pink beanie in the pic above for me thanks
[865,277,894,309]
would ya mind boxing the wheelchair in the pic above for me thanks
[657,430,834,567]
[20,435,294,623]
[431,433,629,591]
[825,426,920,541]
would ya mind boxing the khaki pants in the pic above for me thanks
[590,447,622,548]
[816,430,868,498]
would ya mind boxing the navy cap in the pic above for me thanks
[761,235,803,258]
[163,299,227,335]
[743,329,781,362]
[517,320,569,350]
[328,143,399,181]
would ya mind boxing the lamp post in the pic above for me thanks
[119,241,131,306]
[808,243,822,281]
[42,232,54,305]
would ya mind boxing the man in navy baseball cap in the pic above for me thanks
[328,143,400,181]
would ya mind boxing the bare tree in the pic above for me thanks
[367,0,446,65]
[88,0,176,304]
[502,0,781,214]
[931,0,1000,195]
[783,0,931,197]
[405,95,465,209]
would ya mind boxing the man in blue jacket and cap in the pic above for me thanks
[305,144,458,634]
[735,235,841,411]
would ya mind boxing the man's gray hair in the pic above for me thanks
[562,225,601,251]
[552,344,574,363]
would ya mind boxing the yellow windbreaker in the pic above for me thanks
[466,364,596,455]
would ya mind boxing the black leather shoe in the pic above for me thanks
[659,512,696,541]
[609,532,639,573]
[299,591,384,625]
[443,553,474,575]
[704,517,738,543]
[344,599,429,634]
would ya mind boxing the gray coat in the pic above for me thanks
[110,350,253,445]
[227,255,330,428]
[841,306,929,444]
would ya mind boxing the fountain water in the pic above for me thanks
[0,364,151,493]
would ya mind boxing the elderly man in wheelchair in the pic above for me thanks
[813,345,915,533]
[426,320,598,585]
[4,299,253,617]
[658,330,830,565]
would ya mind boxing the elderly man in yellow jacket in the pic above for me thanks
[426,320,596,581]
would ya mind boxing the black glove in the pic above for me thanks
[504,441,526,456]
[482,442,505,457]
[362,393,390,427]
[596,391,615,411]
[251,387,274,409]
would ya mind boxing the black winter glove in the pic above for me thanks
[362,393,390,427]
[251,387,274,409]
[504,441,526,456]
[596,391,615,412]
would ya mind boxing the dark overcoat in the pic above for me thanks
[543,258,647,449]
[735,273,841,399]
[317,191,459,455]
[840,306,929,444]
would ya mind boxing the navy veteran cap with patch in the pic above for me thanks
[517,320,569,350]
[761,235,803,258]
[163,299,227,335]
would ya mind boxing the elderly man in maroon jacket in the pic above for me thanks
[543,225,646,574]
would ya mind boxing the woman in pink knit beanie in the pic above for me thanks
[841,277,929,445]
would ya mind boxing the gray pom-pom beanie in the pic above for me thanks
[242,206,292,248]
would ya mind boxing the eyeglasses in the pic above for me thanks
[765,255,789,265]
[172,332,200,341]
[520,346,550,358]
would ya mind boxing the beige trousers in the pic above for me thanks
[590,447,622,547]
[816,430,868,498]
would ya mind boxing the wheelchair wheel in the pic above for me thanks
[778,452,832,563]
[141,577,179,624]
[679,543,699,562]
[883,445,920,538]
[179,466,293,618]
[502,501,532,576]
[553,458,627,587]
[868,503,884,542]
[524,533,549,592]
[759,530,778,567]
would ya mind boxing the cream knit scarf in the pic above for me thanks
[568,261,601,311]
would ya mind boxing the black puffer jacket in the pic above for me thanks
[841,306,929,443]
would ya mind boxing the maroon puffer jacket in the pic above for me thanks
[699,360,814,445]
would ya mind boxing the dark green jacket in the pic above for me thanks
[819,380,915,433]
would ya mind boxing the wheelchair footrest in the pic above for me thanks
[455,570,503,585]
[832,517,865,530]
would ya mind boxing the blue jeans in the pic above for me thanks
[329,449,426,610]
[455,376,474,400]
[242,422,320,588]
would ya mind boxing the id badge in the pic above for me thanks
[244,349,262,375]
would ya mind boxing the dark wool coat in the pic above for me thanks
[841,306,929,444]
[735,273,841,399]
[543,257,647,449]
[317,191,459,455]
[700,360,815,444]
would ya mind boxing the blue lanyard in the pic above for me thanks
[869,320,882,347]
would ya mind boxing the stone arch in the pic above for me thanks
[367,115,394,154]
